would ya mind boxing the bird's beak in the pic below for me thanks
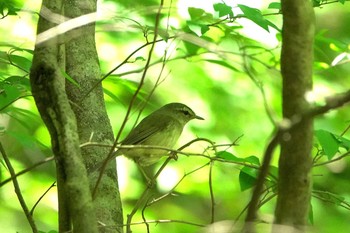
[195,115,204,120]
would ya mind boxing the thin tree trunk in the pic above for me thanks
[274,0,315,231]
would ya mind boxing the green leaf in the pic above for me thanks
[244,156,260,165]
[181,28,201,55]
[6,130,37,148]
[0,83,21,111]
[213,3,233,18]
[134,56,146,62]
[314,190,346,206]
[266,19,281,32]
[0,0,22,17]
[216,151,260,165]
[215,151,236,160]
[338,136,350,150]
[103,87,122,103]
[204,59,239,72]
[8,54,32,72]
[268,2,281,10]
[61,70,80,88]
[309,204,314,225]
[238,4,269,32]
[315,130,339,159]
[188,7,205,20]
[187,21,209,36]
[268,165,278,180]
[239,166,258,191]
[312,0,322,7]
[4,76,31,91]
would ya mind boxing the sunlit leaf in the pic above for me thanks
[188,7,205,20]
[331,52,348,66]
[238,4,269,32]
[187,21,209,36]
[314,61,330,69]
[204,59,239,72]
[213,3,233,18]
[268,2,281,10]
[134,56,146,62]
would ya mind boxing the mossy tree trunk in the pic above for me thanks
[30,0,123,232]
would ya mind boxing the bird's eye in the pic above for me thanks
[181,109,191,116]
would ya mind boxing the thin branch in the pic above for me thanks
[0,156,55,187]
[146,163,209,206]
[313,150,350,167]
[240,44,277,126]
[0,94,33,112]
[340,122,350,137]
[244,129,282,223]
[306,90,350,117]
[209,160,215,224]
[92,0,165,199]
[243,89,350,228]
[0,142,38,233]
[30,182,56,216]
[79,38,163,102]
[126,138,212,233]
[126,157,172,233]
[127,219,205,228]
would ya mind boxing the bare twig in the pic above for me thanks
[0,142,38,233]
[313,150,350,167]
[0,156,55,187]
[92,0,165,199]
[244,129,282,224]
[209,160,216,223]
[126,138,213,232]
[30,182,56,216]
[244,89,350,229]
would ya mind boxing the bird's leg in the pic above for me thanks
[169,151,178,161]
[136,163,157,188]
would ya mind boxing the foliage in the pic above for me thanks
[1,0,350,232]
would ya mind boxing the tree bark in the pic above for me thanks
[64,1,123,232]
[274,0,315,231]
[30,0,98,232]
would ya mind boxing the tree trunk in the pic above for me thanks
[64,0,123,232]
[274,0,315,231]
[30,0,123,232]
[30,0,98,232]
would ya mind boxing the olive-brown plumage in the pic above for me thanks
[117,103,203,166]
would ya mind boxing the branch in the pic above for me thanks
[243,89,350,230]
[126,138,212,233]
[0,156,54,187]
[92,0,165,199]
[0,142,38,233]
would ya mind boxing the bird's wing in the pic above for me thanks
[121,114,169,145]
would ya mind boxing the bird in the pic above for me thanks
[116,102,204,167]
